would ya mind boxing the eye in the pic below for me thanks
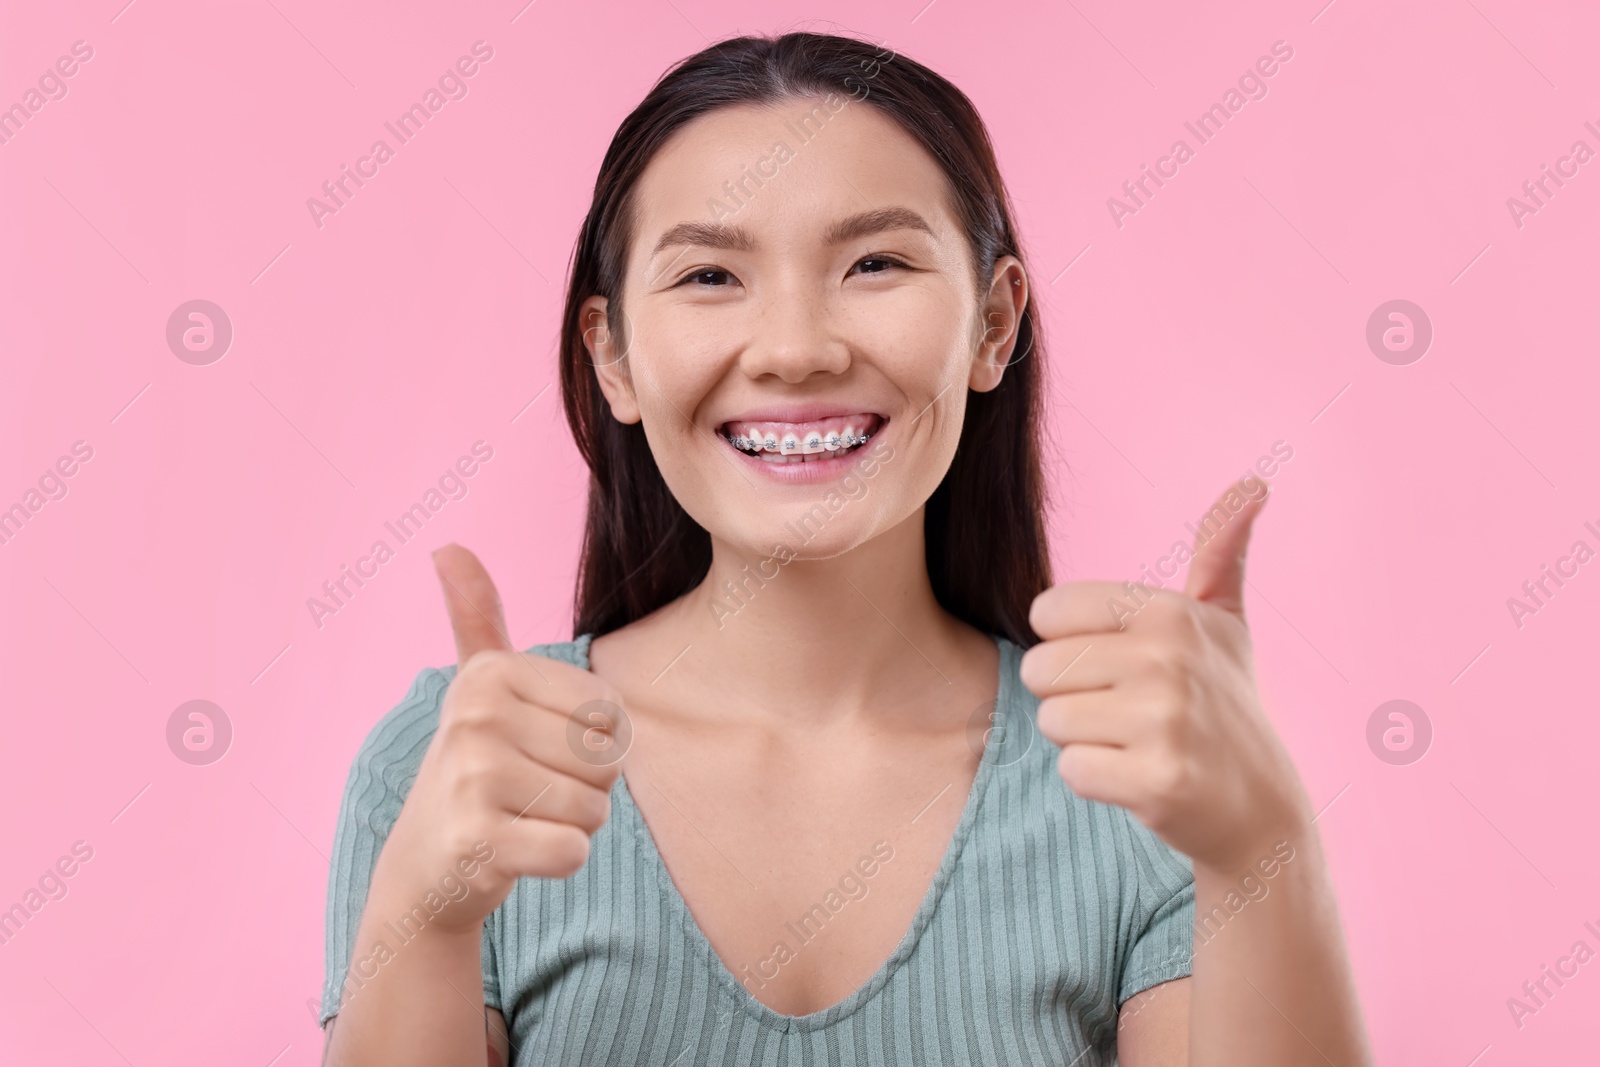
[673,255,908,288]
[852,255,908,276]
[675,267,736,288]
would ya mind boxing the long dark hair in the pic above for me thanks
[558,31,1052,649]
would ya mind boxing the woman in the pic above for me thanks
[320,31,1372,1065]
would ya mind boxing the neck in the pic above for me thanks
[657,506,966,723]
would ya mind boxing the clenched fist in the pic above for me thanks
[1019,479,1313,875]
[368,544,628,935]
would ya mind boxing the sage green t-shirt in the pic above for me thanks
[322,632,1195,1064]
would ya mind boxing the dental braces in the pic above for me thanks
[730,430,873,453]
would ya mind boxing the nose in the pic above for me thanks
[738,281,852,383]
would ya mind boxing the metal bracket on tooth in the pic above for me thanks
[731,431,872,454]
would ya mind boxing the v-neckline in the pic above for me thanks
[571,630,1014,1032]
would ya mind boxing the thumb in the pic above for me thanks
[432,543,514,671]
[1182,478,1270,616]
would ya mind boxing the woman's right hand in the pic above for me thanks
[369,543,628,935]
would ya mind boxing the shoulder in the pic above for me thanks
[360,638,590,747]
[964,637,1196,1003]
[339,638,592,811]
[991,635,1192,894]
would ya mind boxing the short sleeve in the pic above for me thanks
[319,664,502,1027]
[1118,875,1195,1004]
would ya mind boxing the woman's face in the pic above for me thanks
[585,95,1026,560]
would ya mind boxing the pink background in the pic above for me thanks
[2,0,1596,1062]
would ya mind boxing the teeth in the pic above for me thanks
[723,419,876,457]
[724,428,872,456]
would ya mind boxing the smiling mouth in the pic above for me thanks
[718,413,887,464]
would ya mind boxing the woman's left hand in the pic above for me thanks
[1018,479,1315,876]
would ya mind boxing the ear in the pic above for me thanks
[582,295,642,425]
[969,255,1027,394]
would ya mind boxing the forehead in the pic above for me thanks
[628,97,961,255]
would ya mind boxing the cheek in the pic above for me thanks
[626,358,729,514]
[888,380,970,504]
[630,337,721,453]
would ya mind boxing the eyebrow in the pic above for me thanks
[649,206,936,259]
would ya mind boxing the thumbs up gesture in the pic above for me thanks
[371,545,628,935]
[1020,480,1313,874]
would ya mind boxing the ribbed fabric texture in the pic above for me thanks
[323,632,1195,1064]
